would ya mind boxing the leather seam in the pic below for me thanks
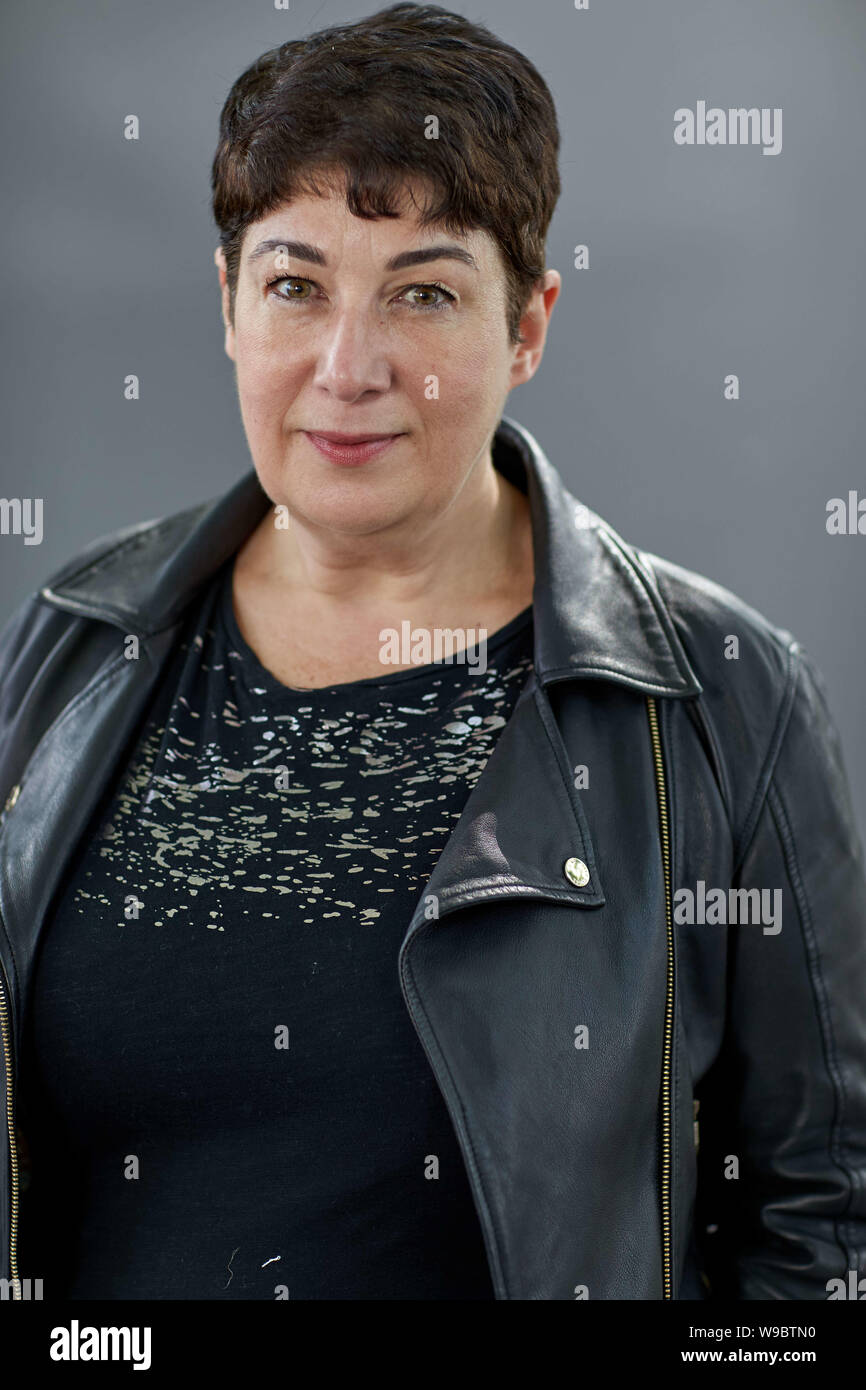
[531,682,600,886]
[732,641,800,879]
[437,881,601,907]
[766,776,858,1274]
[602,537,697,689]
[542,663,691,695]
[683,696,735,834]
[0,897,19,1029]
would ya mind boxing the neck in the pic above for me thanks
[241,454,533,615]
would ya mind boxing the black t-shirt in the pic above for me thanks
[18,559,534,1300]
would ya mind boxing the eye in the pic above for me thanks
[399,282,457,312]
[264,275,314,301]
[263,276,456,312]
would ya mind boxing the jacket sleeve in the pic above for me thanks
[704,642,866,1298]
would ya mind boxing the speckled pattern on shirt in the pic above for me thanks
[75,562,535,930]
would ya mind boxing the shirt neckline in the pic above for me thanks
[216,558,533,698]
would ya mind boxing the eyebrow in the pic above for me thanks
[246,238,479,273]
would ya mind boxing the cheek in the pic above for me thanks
[444,296,511,376]
[430,332,508,409]
[234,328,300,413]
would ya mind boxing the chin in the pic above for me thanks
[289,481,417,535]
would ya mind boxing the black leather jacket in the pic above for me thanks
[1,416,865,1301]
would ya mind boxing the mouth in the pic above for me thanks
[302,430,405,466]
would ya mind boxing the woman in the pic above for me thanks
[1,2,864,1302]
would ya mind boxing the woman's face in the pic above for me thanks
[216,179,559,538]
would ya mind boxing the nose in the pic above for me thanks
[311,304,392,402]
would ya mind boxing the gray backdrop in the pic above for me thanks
[1,0,864,839]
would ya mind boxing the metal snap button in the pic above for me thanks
[564,856,589,887]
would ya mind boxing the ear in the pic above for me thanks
[508,269,562,390]
[214,246,236,362]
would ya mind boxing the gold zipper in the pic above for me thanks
[645,695,674,1300]
[0,959,20,1299]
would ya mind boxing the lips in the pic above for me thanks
[307,431,401,444]
[303,430,404,467]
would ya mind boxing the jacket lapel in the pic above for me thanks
[402,673,605,948]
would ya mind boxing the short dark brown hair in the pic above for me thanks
[210,2,561,345]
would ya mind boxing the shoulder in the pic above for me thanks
[0,501,207,710]
[635,547,814,861]
[38,501,210,600]
[637,547,799,696]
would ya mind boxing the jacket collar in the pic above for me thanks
[40,415,701,698]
